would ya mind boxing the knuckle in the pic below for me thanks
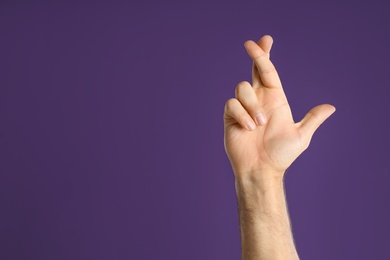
[309,111,321,125]
[260,65,276,75]
[298,127,312,151]
[303,135,312,150]
[254,52,267,60]
[224,98,238,113]
[235,81,251,97]
[301,140,310,151]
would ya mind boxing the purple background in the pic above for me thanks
[1,1,389,259]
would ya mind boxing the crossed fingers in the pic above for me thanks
[244,38,283,90]
[224,36,288,130]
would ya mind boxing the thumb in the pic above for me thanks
[298,104,336,148]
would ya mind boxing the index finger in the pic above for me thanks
[244,40,283,90]
[251,35,273,88]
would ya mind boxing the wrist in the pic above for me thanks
[234,170,286,213]
[234,168,285,187]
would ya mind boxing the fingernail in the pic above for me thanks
[247,120,256,131]
[255,112,267,125]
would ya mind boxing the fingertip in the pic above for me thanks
[246,120,257,131]
[259,35,273,55]
[243,40,252,49]
[245,39,259,47]
[328,104,336,115]
[255,112,267,126]
[263,34,273,42]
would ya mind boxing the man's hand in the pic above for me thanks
[224,35,336,260]
[223,35,336,179]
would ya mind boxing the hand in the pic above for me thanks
[223,35,336,180]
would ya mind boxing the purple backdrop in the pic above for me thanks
[1,1,389,259]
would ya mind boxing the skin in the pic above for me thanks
[223,35,336,259]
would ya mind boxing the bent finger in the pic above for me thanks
[235,81,267,126]
[224,98,257,131]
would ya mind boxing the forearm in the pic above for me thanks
[235,172,299,260]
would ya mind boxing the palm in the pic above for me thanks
[224,35,336,176]
[225,88,302,174]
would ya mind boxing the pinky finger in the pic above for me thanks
[224,98,257,131]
